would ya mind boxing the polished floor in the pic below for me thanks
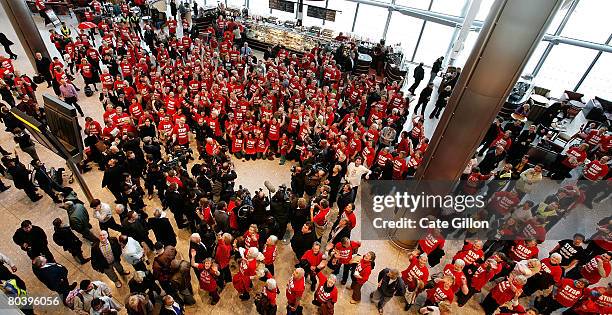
[0,6,607,315]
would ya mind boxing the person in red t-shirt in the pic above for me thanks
[457,254,504,306]
[215,233,232,285]
[567,253,611,284]
[262,235,278,275]
[481,276,527,315]
[326,237,360,285]
[571,284,612,314]
[402,251,430,310]
[313,271,338,312]
[581,156,610,208]
[232,248,259,300]
[552,143,589,179]
[425,274,455,307]
[172,119,190,147]
[535,278,589,314]
[190,255,220,305]
[417,228,445,267]
[286,267,306,312]
[350,251,375,303]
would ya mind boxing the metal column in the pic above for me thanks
[391,0,563,248]
[351,3,359,32]
[381,0,395,40]
[0,0,50,68]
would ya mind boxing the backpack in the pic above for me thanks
[64,288,84,309]
[84,86,94,97]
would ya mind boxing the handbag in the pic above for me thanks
[33,75,45,84]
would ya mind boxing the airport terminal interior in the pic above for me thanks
[0,0,609,314]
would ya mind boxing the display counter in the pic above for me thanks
[26,0,71,15]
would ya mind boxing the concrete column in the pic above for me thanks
[390,0,562,249]
[0,0,50,68]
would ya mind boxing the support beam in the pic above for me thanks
[381,0,395,40]
[0,0,50,68]
[418,0,562,181]
[390,0,563,248]
[351,3,359,32]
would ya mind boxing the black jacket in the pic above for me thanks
[148,217,177,247]
[7,163,32,189]
[32,262,68,292]
[291,230,317,260]
[377,268,406,297]
[13,225,48,253]
[52,226,82,251]
[35,57,51,78]
[90,237,123,272]
[418,86,433,103]
[102,165,126,191]
[413,65,424,81]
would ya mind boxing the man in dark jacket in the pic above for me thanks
[122,211,155,250]
[371,268,405,313]
[428,56,444,84]
[413,83,434,116]
[52,218,90,264]
[164,183,187,228]
[31,159,70,203]
[13,220,53,261]
[102,158,126,204]
[478,145,507,174]
[408,63,425,94]
[6,157,42,202]
[32,256,75,301]
[291,222,317,260]
[91,230,129,288]
[13,128,39,161]
[34,52,52,87]
[148,208,177,247]
[270,190,291,241]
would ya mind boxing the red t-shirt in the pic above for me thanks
[263,244,277,265]
[314,273,338,303]
[418,231,445,255]
[334,241,360,265]
[453,243,484,266]
[426,281,455,304]
[401,256,429,291]
[172,124,190,145]
[554,278,587,307]
[490,280,521,305]
[286,275,305,304]
[508,240,539,261]
[581,255,611,284]
[215,242,231,269]
[354,260,372,285]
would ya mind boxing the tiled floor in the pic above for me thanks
[0,5,608,315]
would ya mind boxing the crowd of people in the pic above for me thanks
[0,0,609,315]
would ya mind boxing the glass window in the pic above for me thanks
[413,22,455,65]
[453,30,479,67]
[522,41,549,76]
[577,53,612,100]
[533,44,599,98]
[394,0,433,10]
[248,0,271,16]
[430,0,466,16]
[323,0,357,34]
[353,4,389,42]
[561,0,612,44]
[227,0,245,9]
[385,12,422,61]
[475,0,495,21]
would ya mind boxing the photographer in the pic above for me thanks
[144,156,165,200]
[251,190,269,226]
[290,166,306,197]
[142,137,162,162]
[216,162,236,202]
[270,187,291,242]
